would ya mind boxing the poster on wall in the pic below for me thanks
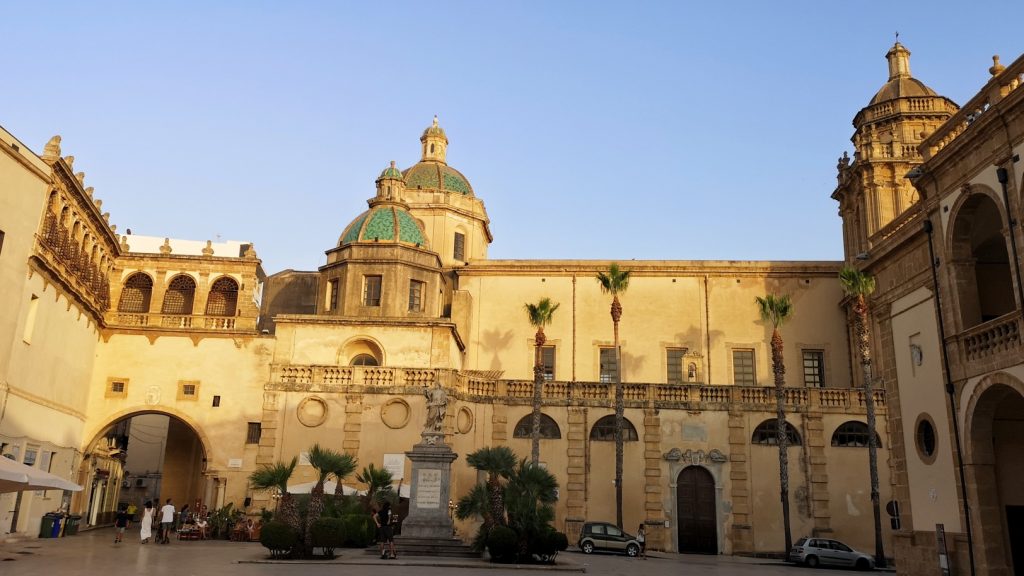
[383,454,405,480]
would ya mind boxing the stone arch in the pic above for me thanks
[339,336,385,366]
[117,272,154,314]
[589,414,638,441]
[162,274,197,316]
[946,186,1016,330]
[512,413,562,439]
[961,371,1024,576]
[675,465,719,554]
[205,275,239,316]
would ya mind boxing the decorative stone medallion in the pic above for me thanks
[296,396,328,427]
[381,398,411,429]
[663,447,727,464]
[456,406,474,434]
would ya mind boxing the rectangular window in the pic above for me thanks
[803,350,825,388]
[212,395,221,407]
[667,348,687,384]
[408,280,424,312]
[363,275,382,307]
[453,232,465,261]
[23,294,39,344]
[246,422,262,445]
[328,279,339,312]
[23,446,38,467]
[106,377,128,398]
[0,229,5,255]
[177,380,200,400]
[599,347,618,383]
[733,349,756,385]
[541,345,555,381]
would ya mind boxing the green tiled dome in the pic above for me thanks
[378,161,403,180]
[403,162,474,196]
[338,205,427,247]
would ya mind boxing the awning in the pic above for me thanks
[0,456,83,494]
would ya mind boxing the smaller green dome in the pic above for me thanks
[378,160,403,180]
[339,205,427,247]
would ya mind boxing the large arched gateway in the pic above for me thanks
[77,411,209,527]
[676,466,718,554]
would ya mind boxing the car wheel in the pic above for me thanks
[855,558,871,571]
[626,544,639,557]
[805,555,820,568]
[581,541,594,554]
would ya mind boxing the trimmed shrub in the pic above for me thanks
[260,522,298,559]
[530,529,569,563]
[487,525,519,563]
[340,514,375,548]
[311,517,346,558]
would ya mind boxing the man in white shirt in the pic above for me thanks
[159,498,175,544]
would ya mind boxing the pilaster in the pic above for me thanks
[727,411,753,553]
[642,408,667,550]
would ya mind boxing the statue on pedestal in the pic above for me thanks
[423,383,448,434]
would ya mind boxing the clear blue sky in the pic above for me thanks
[4,1,1021,274]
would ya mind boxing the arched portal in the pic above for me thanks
[965,377,1024,576]
[78,411,208,527]
[948,192,1015,329]
[676,465,717,554]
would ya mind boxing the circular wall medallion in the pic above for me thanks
[380,398,411,430]
[915,413,938,465]
[296,396,328,428]
[456,406,474,435]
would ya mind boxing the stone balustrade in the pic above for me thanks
[107,311,256,331]
[958,310,1021,365]
[267,364,885,414]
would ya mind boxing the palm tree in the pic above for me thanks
[504,459,559,556]
[524,297,560,464]
[596,262,630,528]
[329,450,358,498]
[839,266,886,568]
[249,457,299,535]
[304,444,353,554]
[756,293,794,554]
[466,446,517,529]
[355,463,394,509]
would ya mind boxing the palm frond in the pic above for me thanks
[524,297,560,328]
[248,457,297,494]
[466,446,517,477]
[839,266,876,297]
[755,294,793,328]
[596,262,631,295]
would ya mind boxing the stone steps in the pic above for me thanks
[365,536,481,558]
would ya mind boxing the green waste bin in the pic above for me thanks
[39,513,61,538]
[64,515,81,536]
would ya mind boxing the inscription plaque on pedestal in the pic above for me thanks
[416,469,442,509]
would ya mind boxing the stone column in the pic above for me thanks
[727,411,753,553]
[643,408,667,550]
[565,407,587,544]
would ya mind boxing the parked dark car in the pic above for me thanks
[577,521,640,556]
[789,536,874,570]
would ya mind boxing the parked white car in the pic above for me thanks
[789,537,874,570]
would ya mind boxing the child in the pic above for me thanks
[637,524,646,559]
[114,505,131,544]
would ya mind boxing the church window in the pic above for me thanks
[541,346,555,381]
[599,347,618,383]
[831,421,881,448]
[589,415,638,442]
[732,349,755,385]
[802,350,825,387]
[363,275,382,307]
[246,423,262,445]
[117,273,153,314]
[328,279,339,311]
[453,232,466,261]
[162,275,196,316]
[351,354,379,366]
[205,277,239,316]
[430,143,435,154]
[513,414,561,439]
[667,348,687,384]
[751,419,802,446]
[409,280,424,312]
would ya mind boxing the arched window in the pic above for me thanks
[162,275,196,315]
[513,414,562,439]
[831,421,882,448]
[589,415,639,441]
[351,354,379,366]
[950,193,1015,328]
[117,273,153,313]
[205,277,239,316]
[751,419,802,446]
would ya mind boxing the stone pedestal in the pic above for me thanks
[401,432,458,539]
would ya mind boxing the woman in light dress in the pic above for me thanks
[140,500,154,543]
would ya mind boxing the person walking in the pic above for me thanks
[159,498,175,544]
[114,505,131,544]
[637,524,647,559]
[374,501,397,559]
[139,500,154,544]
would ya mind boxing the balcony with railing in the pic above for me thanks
[267,364,884,414]
[107,312,257,332]
[34,213,112,315]
[954,310,1022,376]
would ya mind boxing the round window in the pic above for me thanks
[915,415,937,463]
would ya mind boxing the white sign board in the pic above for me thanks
[227,458,243,469]
[416,469,442,509]
[383,454,405,480]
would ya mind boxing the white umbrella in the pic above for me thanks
[0,456,82,493]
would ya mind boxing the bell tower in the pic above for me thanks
[420,115,448,163]
[833,43,958,262]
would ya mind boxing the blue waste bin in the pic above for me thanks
[39,513,61,538]
[51,515,63,537]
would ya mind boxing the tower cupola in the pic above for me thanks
[420,115,448,163]
[886,42,912,79]
[375,160,406,202]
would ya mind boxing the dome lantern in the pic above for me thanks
[420,115,448,164]
[376,160,406,202]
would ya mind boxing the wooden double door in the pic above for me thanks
[676,466,717,554]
